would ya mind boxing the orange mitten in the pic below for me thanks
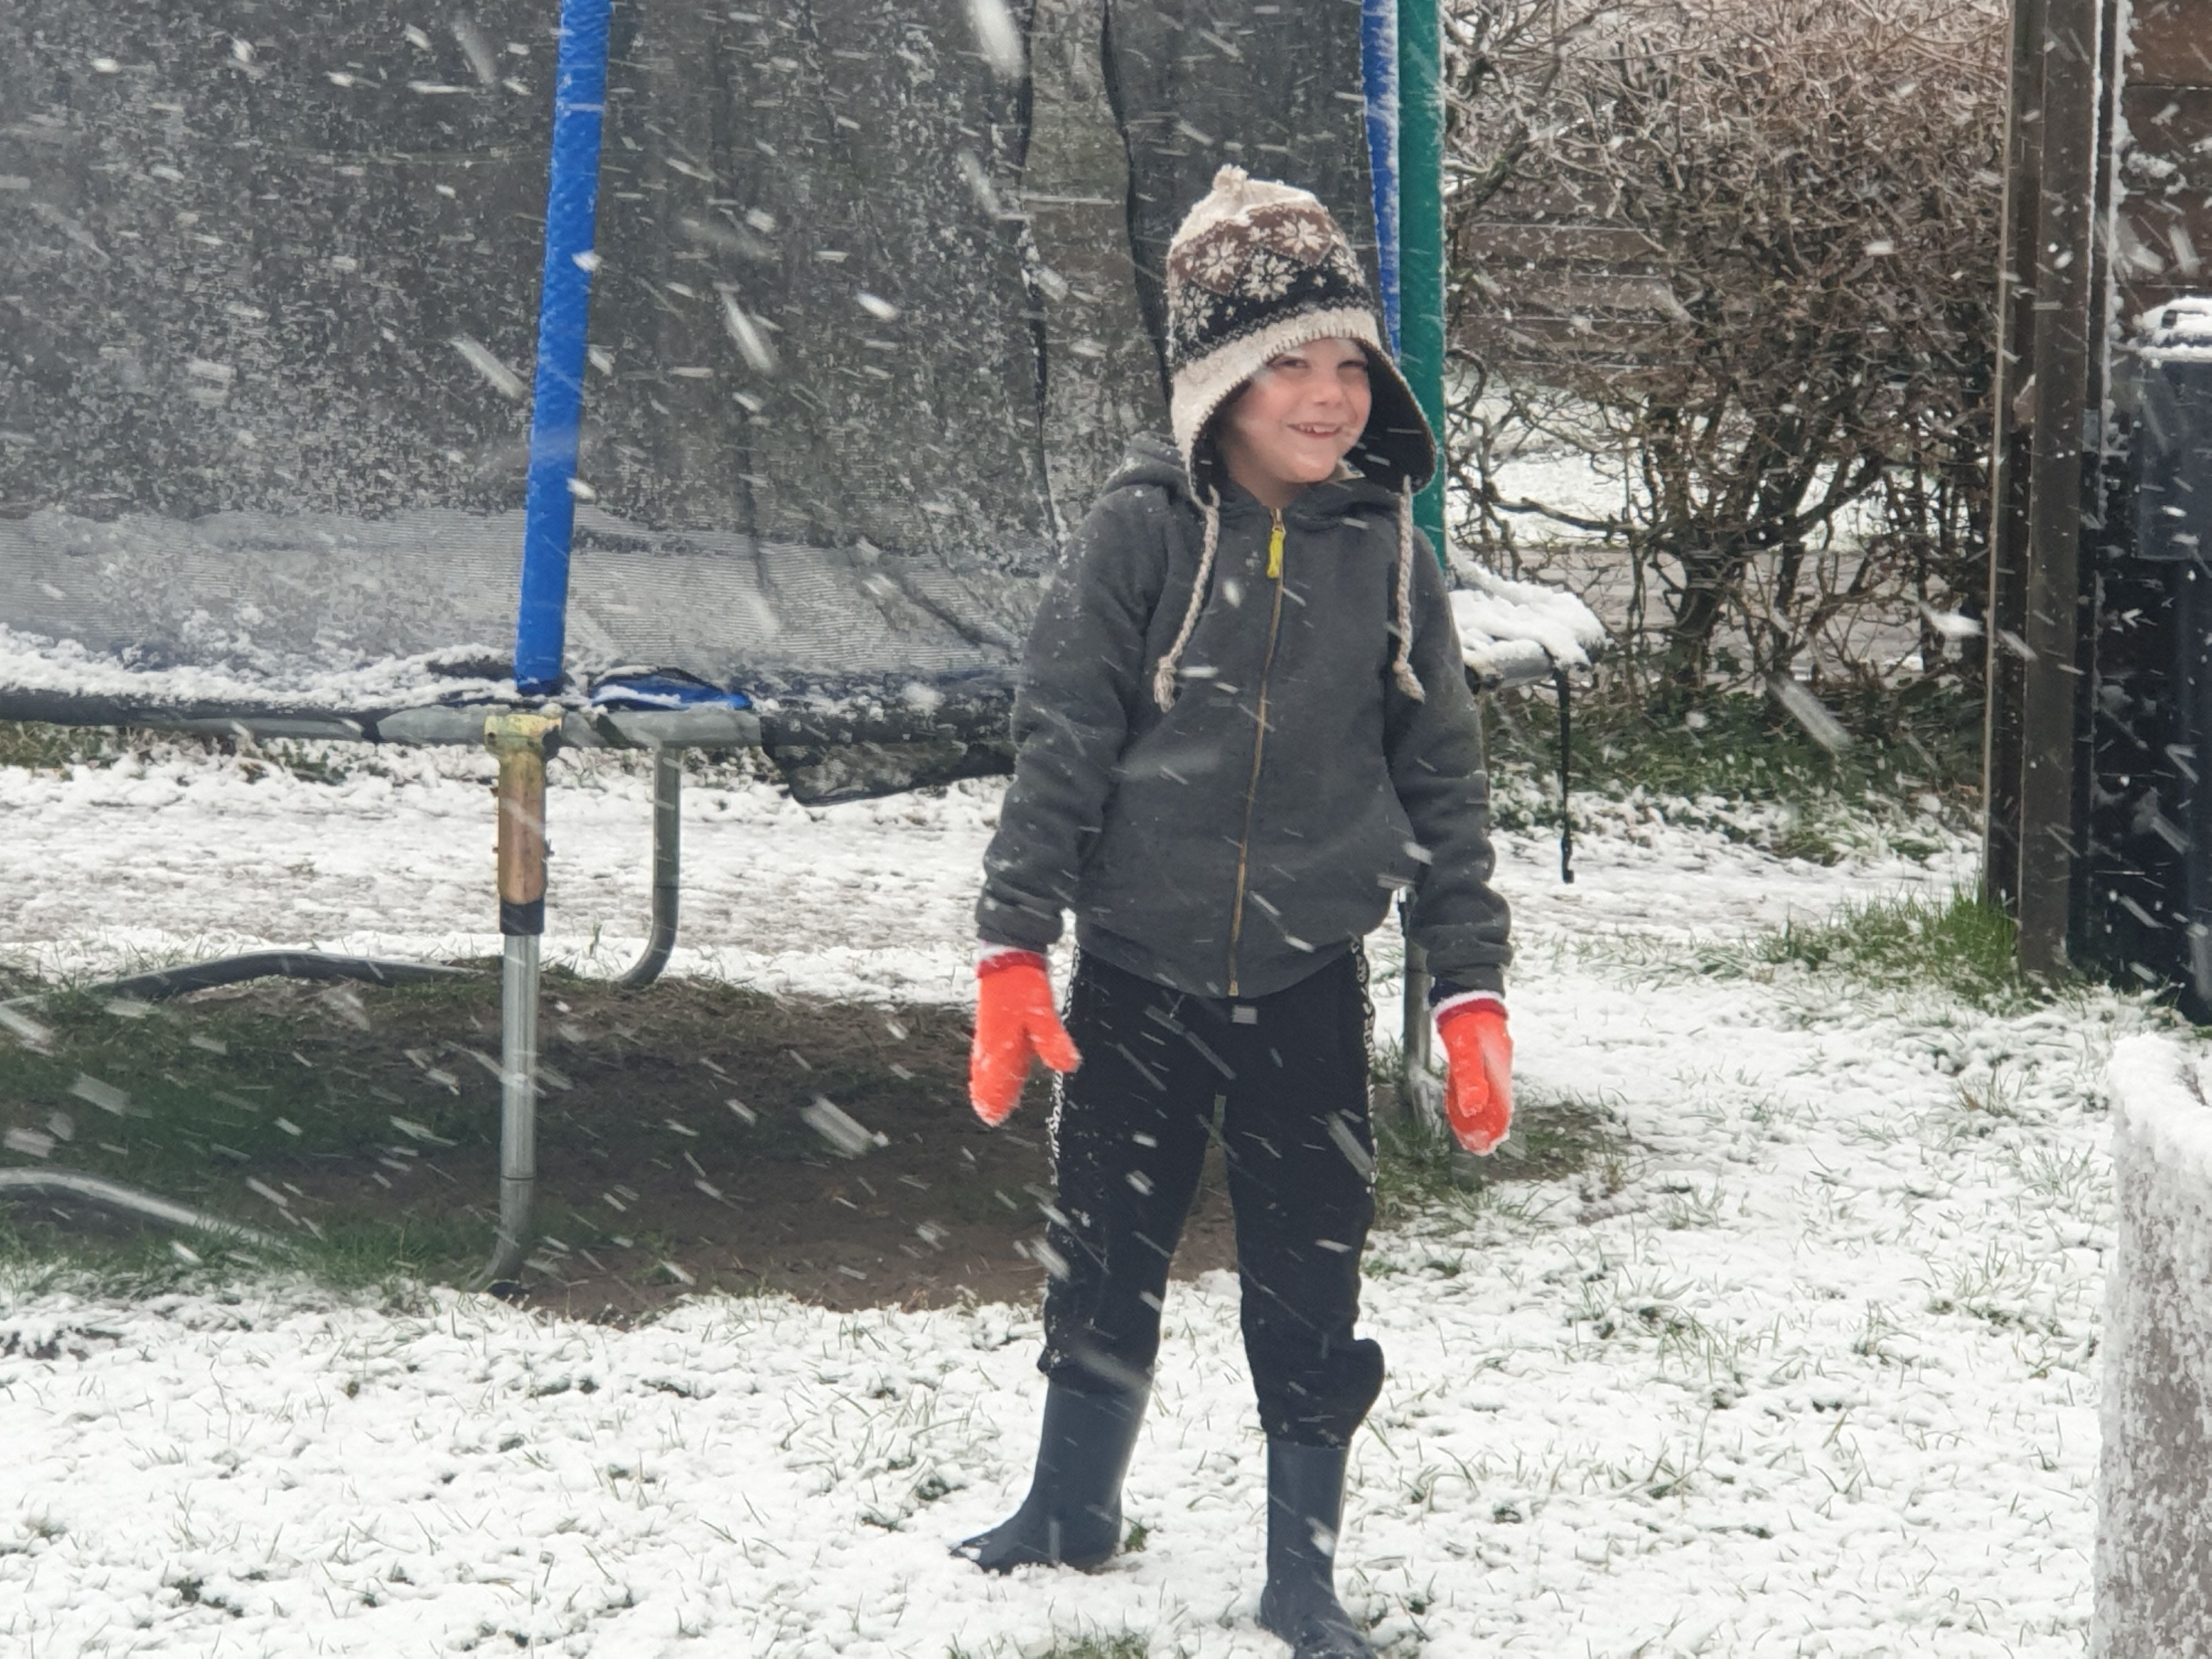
[1436,999,1513,1155]
[969,950,1082,1126]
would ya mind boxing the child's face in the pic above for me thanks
[1215,337,1374,506]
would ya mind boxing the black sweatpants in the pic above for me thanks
[1038,950,1385,1447]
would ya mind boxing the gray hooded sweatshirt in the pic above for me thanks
[976,434,1512,1001]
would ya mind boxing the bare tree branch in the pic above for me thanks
[1444,0,2005,696]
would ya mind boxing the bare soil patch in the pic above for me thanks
[0,969,1241,1318]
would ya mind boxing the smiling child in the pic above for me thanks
[955,168,1515,1659]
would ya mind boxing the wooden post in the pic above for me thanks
[1980,0,2046,915]
[2014,0,2104,976]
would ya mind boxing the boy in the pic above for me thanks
[957,167,1515,1659]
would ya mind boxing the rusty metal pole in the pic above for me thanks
[2015,0,2103,978]
[1400,930,1436,1125]
[476,710,562,1291]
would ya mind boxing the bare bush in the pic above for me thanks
[1446,0,2006,697]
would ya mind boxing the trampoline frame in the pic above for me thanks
[1,0,1512,1288]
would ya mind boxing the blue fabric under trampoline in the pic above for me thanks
[588,673,751,713]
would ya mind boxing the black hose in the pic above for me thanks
[615,749,681,989]
[92,952,476,1003]
[0,1168,284,1248]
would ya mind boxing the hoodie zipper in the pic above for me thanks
[1226,507,1288,997]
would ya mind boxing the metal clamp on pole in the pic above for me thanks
[616,747,681,988]
[476,709,562,1293]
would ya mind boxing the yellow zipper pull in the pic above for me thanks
[1266,509,1285,582]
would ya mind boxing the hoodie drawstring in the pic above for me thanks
[1152,479,1427,712]
[1153,487,1222,711]
[1392,478,1426,702]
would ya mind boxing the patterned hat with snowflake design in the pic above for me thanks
[1165,166,1435,495]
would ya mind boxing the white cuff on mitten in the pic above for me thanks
[1432,989,1506,1024]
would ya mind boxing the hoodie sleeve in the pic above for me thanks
[1386,536,1515,996]
[975,486,1171,952]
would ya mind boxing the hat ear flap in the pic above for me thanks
[1348,342,1437,493]
[1190,377,1254,494]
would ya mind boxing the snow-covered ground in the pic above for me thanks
[0,747,2147,1655]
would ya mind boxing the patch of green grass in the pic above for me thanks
[1696,888,2031,1009]
[1483,676,1980,860]
[947,1638,1148,1659]
[0,718,385,789]
[1372,1090,1617,1224]
[258,740,357,786]
[0,1212,450,1308]
[0,1210,224,1299]
[942,1641,1141,1659]
[1488,675,1980,803]
[0,978,504,1289]
[0,719,128,770]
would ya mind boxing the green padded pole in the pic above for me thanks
[1397,0,1448,562]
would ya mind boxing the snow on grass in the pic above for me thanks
[0,736,1969,1000]
[0,739,2148,1654]
[0,745,994,1001]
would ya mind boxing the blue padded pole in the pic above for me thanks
[513,0,613,698]
[1397,0,1448,561]
[1361,0,1402,354]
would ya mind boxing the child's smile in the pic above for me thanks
[1215,337,1374,507]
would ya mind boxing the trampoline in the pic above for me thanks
[0,0,1600,1282]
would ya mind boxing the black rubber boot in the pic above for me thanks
[955,1380,1147,1572]
[1258,1439,1376,1659]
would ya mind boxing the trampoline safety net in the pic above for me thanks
[0,0,1385,768]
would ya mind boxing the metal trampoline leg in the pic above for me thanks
[493,933,541,1284]
[1398,927,1437,1126]
[476,711,561,1292]
[616,747,681,989]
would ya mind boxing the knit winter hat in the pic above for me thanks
[1150,167,1437,712]
[1164,166,1435,495]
